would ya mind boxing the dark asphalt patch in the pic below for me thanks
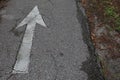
[75,0,105,80]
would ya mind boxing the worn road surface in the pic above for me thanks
[0,0,102,80]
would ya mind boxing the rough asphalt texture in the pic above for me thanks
[0,0,103,80]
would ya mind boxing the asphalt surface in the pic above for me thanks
[0,0,103,80]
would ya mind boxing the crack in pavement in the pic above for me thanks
[48,0,54,6]
[0,70,13,80]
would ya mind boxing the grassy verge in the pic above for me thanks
[81,0,120,80]
[83,0,120,33]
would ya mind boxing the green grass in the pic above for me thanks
[105,5,120,32]
[86,0,120,32]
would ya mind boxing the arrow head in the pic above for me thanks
[16,6,47,29]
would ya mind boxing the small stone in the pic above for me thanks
[59,52,64,57]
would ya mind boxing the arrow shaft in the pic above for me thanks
[13,22,36,73]
[12,6,47,74]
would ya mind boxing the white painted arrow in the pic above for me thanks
[12,6,47,73]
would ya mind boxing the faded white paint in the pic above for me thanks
[12,6,47,73]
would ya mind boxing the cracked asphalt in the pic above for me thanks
[0,0,103,80]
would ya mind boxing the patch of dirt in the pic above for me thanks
[0,0,9,21]
[0,0,8,9]
[81,0,120,80]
